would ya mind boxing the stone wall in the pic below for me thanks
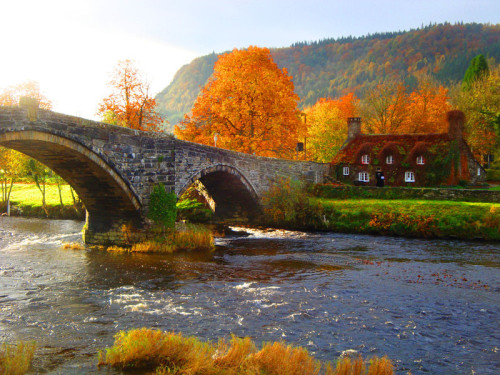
[312,184,500,203]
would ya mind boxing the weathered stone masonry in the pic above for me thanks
[0,105,328,244]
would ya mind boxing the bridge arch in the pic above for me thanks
[178,164,261,220]
[0,130,142,232]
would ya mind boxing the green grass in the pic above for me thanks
[2,183,84,220]
[312,198,500,240]
[8,183,76,207]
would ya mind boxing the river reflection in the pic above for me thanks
[0,217,499,374]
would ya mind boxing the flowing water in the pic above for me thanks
[0,217,499,374]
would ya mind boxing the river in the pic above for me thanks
[0,217,499,374]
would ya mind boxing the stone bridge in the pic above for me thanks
[0,103,328,244]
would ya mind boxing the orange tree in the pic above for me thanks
[98,60,163,132]
[175,46,301,158]
[361,77,451,135]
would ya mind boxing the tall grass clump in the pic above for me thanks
[0,341,36,375]
[99,328,394,374]
[118,224,214,254]
[250,341,321,375]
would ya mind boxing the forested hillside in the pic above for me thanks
[156,23,500,128]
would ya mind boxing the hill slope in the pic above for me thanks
[156,23,500,129]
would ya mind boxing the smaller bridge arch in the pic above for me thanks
[178,164,261,220]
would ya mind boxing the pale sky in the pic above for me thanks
[0,0,498,120]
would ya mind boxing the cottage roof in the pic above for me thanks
[332,133,451,164]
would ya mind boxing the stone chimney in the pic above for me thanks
[447,110,465,140]
[347,117,362,141]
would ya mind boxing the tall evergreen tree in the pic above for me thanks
[462,54,489,90]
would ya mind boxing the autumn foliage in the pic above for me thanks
[305,93,359,162]
[0,80,52,109]
[360,77,451,135]
[98,60,163,132]
[175,46,301,158]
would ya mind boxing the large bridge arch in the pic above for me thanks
[0,130,142,232]
[178,164,261,220]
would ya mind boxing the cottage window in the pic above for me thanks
[343,166,349,176]
[361,154,370,164]
[405,171,415,182]
[358,172,369,182]
[416,155,425,165]
[477,167,481,176]
[385,155,394,165]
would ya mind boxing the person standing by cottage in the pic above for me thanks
[375,167,385,187]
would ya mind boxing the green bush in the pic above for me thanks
[148,184,177,230]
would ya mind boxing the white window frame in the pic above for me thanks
[343,166,349,176]
[416,155,425,165]
[477,167,481,176]
[361,154,370,164]
[385,155,394,165]
[358,172,369,182]
[405,171,415,182]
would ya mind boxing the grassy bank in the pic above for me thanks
[313,198,500,240]
[98,328,394,375]
[263,180,500,241]
[2,183,84,220]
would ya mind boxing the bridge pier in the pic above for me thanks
[82,210,143,246]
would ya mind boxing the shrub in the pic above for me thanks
[262,178,324,229]
[148,184,177,230]
[0,341,36,375]
[249,341,321,375]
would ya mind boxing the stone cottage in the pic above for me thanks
[332,110,486,186]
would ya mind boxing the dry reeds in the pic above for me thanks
[61,242,84,250]
[105,225,214,254]
[99,328,395,375]
[0,341,36,375]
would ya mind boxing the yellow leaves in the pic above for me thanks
[305,94,360,162]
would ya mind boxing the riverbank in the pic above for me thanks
[4,183,500,241]
[313,198,499,240]
[262,182,500,241]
